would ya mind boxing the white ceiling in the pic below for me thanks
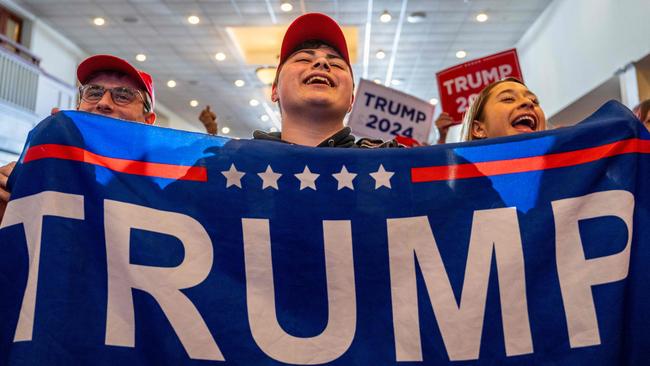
[16,0,552,138]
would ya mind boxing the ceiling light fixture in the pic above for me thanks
[93,17,105,26]
[221,126,230,134]
[234,79,245,87]
[249,99,260,107]
[390,79,402,86]
[260,115,270,122]
[429,98,439,105]
[215,52,226,61]
[190,100,199,107]
[187,15,200,25]
[373,79,382,84]
[376,50,386,60]
[456,50,467,59]
[380,10,392,23]
[135,54,146,62]
[476,13,488,22]
[255,66,277,85]
[167,80,177,88]
[269,127,278,133]
[407,11,426,23]
[280,2,293,12]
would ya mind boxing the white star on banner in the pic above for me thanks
[294,165,319,190]
[370,164,394,189]
[221,163,245,188]
[257,165,282,190]
[332,165,357,190]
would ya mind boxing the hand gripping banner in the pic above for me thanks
[1,101,649,365]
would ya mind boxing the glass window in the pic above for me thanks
[0,5,23,44]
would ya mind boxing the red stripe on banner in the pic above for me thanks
[412,138,650,183]
[24,144,207,182]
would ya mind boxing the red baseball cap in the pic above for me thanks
[77,54,155,109]
[279,13,351,70]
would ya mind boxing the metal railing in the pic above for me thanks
[0,40,39,112]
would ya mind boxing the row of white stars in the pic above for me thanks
[221,164,394,191]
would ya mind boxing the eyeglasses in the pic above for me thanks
[79,84,151,112]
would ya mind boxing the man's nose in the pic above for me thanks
[95,91,114,112]
[312,58,331,70]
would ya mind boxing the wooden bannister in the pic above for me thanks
[0,33,40,66]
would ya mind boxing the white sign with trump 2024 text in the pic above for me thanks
[348,79,435,143]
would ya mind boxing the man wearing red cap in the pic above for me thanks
[253,13,398,148]
[72,54,156,124]
[0,54,157,220]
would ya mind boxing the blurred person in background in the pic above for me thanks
[0,54,156,221]
[434,111,456,144]
[198,105,218,135]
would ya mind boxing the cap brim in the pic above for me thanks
[280,13,350,66]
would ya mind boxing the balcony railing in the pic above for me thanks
[0,33,41,66]
[0,37,39,112]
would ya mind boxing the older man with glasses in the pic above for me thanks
[0,54,157,220]
[74,54,156,124]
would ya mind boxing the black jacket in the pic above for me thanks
[253,127,402,148]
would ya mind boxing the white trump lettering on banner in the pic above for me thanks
[387,208,532,361]
[0,191,85,342]
[552,190,633,348]
[242,218,356,364]
[104,200,223,361]
[348,79,435,142]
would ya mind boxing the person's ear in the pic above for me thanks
[471,120,487,139]
[144,112,156,125]
[347,93,355,113]
[271,83,279,103]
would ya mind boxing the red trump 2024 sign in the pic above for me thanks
[436,48,523,123]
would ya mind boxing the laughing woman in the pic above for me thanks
[460,77,546,141]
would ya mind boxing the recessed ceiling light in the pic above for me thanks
[190,100,199,107]
[476,13,488,22]
[380,10,392,23]
[407,11,426,23]
[390,79,402,86]
[187,15,200,25]
[269,127,278,133]
[135,54,146,62]
[373,79,382,84]
[167,80,177,88]
[280,2,293,12]
[376,50,386,60]
[429,98,439,105]
[456,50,467,59]
[234,79,245,87]
[260,115,270,122]
[249,99,260,107]
[93,17,105,26]
[215,52,226,61]
[221,126,230,134]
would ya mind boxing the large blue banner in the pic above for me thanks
[1,101,649,365]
